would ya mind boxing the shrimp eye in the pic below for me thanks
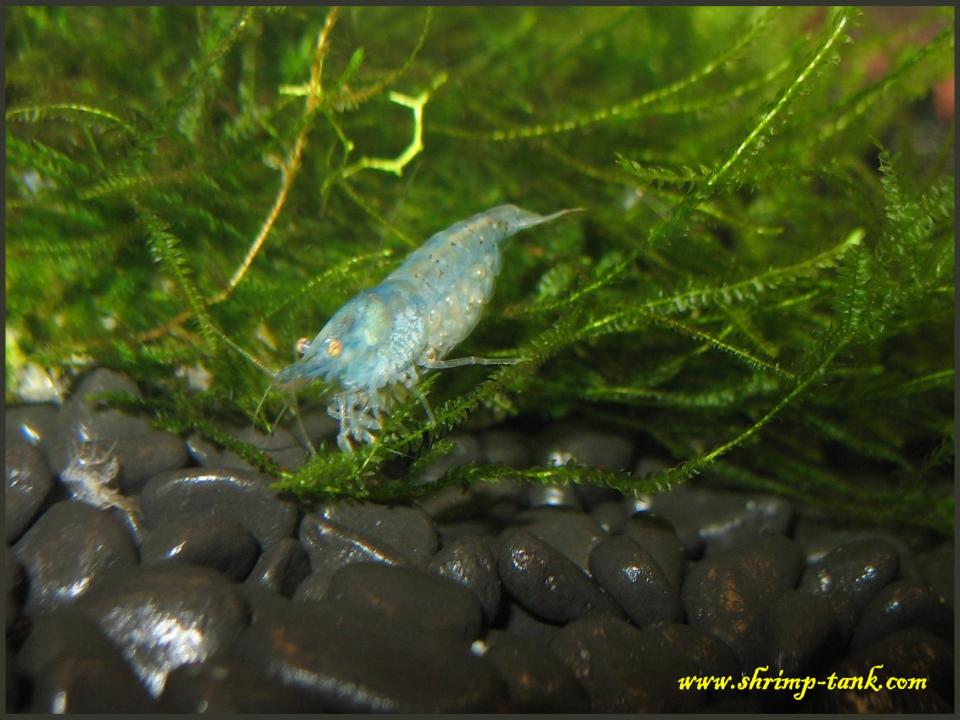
[327,338,343,357]
[295,337,310,355]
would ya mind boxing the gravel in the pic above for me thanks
[5,368,955,713]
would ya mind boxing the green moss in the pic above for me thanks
[6,7,954,534]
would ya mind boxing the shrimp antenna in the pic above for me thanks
[202,321,280,428]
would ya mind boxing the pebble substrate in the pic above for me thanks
[5,368,955,713]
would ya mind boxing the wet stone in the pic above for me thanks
[499,530,622,624]
[760,589,839,675]
[14,501,138,616]
[591,500,627,534]
[298,512,407,595]
[483,631,590,712]
[643,621,741,682]
[848,579,954,654]
[507,506,606,574]
[804,630,954,713]
[140,516,260,582]
[409,432,482,484]
[245,537,310,597]
[649,484,794,555]
[550,615,705,712]
[499,599,564,645]
[220,425,307,472]
[315,499,438,568]
[5,441,54,543]
[5,403,58,448]
[429,536,502,623]
[292,572,332,603]
[74,563,250,697]
[415,484,475,522]
[47,369,152,474]
[114,431,189,495]
[19,610,157,712]
[537,424,635,471]
[287,409,339,450]
[682,535,804,667]
[328,562,484,642]
[524,484,582,509]
[621,513,687,589]
[6,545,24,631]
[233,600,506,712]
[437,517,501,546]
[141,467,298,548]
[479,429,533,468]
[589,535,683,627]
[30,650,158,712]
[185,432,253,471]
[798,537,900,610]
[916,541,954,607]
[162,660,324,713]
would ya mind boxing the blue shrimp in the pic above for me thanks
[273,204,580,452]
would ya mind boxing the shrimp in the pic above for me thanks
[273,204,581,452]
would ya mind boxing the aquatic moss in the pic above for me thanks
[6,7,954,534]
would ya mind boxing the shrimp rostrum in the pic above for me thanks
[273,204,580,452]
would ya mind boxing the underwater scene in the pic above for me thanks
[5,6,955,713]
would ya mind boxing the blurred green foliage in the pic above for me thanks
[5,7,954,533]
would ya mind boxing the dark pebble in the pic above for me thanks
[524,484,582,509]
[760,589,840,675]
[649,484,793,555]
[221,425,307,472]
[410,432,482,484]
[6,545,24,631]
[507,506,606,573]
[682,535,804,667]
[429,536,502,623]
[298,512,407,596]
[30,652,158,712]
[537,424,635,471]
[245,537,310,596]
[292,572,332,603]
[479,429,532,467]
[798,537,899,610]
[550,615,704,712]
[162,660,324,713]
[46,369,152,473]
[185,432,253,471]
[287,409,338,450]
[804,630,954,713]
[499,599,564,644]
[140,516,260,582]
[916,541,954,607]
[5,441,54,544]
[483,631,590,712]
[591,499,627,533]
[327,562,483,642]
[315,499,438,567]
[621,513,687,588]
[499,530,622,624]
[74,563,250,696]
[437,517,501,545]
[14,501,138,616]
[643,621,742,681]
[141,467,298,548]
[849,579,954,654]
[6,402,58,447]
[233,600,506,712]
[114,431,189,495]
[19,610,156,712]
[415,484,474,522]
[589,535,683,627]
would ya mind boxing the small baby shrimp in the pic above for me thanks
[271,204,581,452]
